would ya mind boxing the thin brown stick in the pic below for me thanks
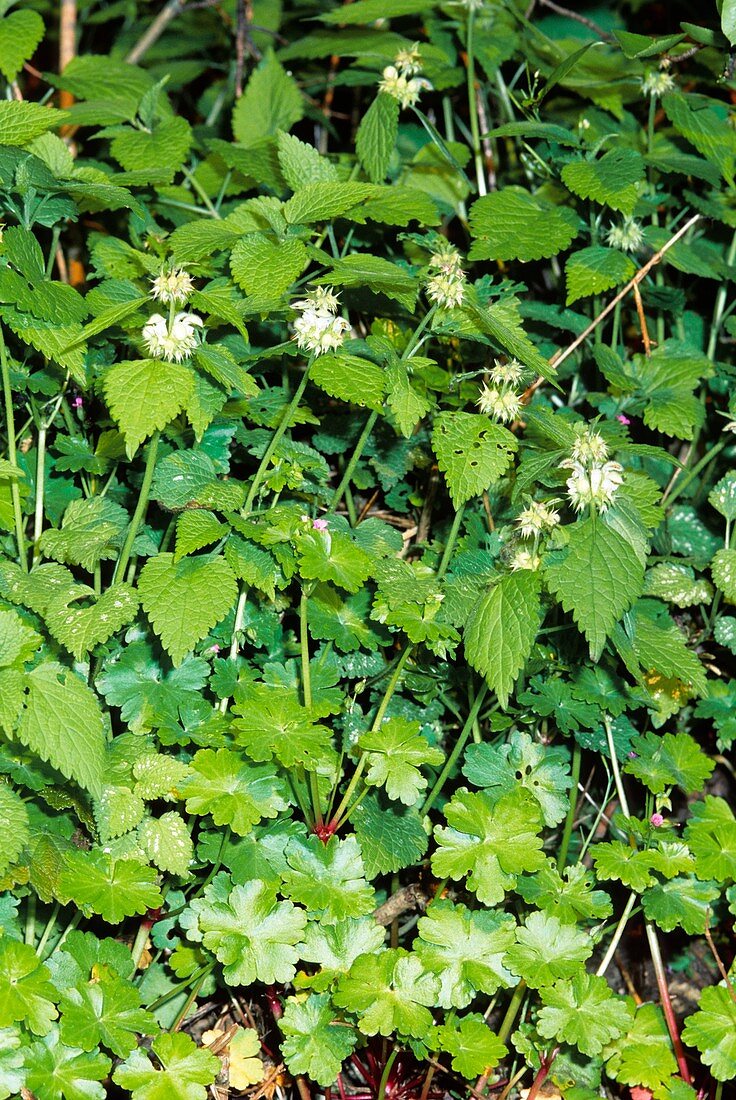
[126,0,185,65]
[633,282,652,356]
[704,913,736,1004]
[538,0,611,38]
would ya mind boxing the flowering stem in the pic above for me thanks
[327,409,377,518]
[465,6,487,197]
[243,358,314,514]
[0,325,28,571]
[556,742,582,871]
[645,919,692,1084]
[525,1047,560,1100]
[300,585,323,828]
[113,430,161,585]
[421,683,488,815]
[437,503,465,577]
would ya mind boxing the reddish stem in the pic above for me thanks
[646,922,692,1085]
[264,984,283,1021]
[525,1048,559,1100]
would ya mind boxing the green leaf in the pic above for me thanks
[605,1003,678,1092]
[663,93,736,185]
[277,131,338,189]
[316,254,418,310]
[503,911,592,989]
[723,0,736,45]
[463,729,571,828]
[280,993,357,1087]
[515,859,613,923]
[464,573,542,709]
[642,875,721,934]
[415,900,516,1009]
[712,547,736,600]
[561,149,645,216]
[174,511,226,563]
[592,841,657,892]
[311,353,387,411]
[385,361,432,437]
[25,1029,111,1100]
[0,9,44,82]
[309,584,382,652]
[113,1032,219,1100]
[0,1026,24,1100]
[138,812,193,877]
[232,53,304,146]
[40,497,129,573]
[296,522,373,593]
[333,949,439,1039]
[682,984,736,1081]
[230,234,306,298]
[298,917,385,990]
[58,851,162,924]
[320,0,433,23]
[17,662,106,799]
[352,795,428,879]
[110,117,192,182]
[432,788,545,905]
[537,973,633,1055]
[432,413,517,507]
[187,875,307,986]
[182,748,290,835]
[624,731,713,794]
[433,1014,506,1079]
[46,583,139,662]
[618,598,707,697]
[0,101,67,146]
[469,189,580,262]
[0,786,29,877]
[284,182,376,224]
[280,835,375,923]
[59,977,156,1059]
[644,563,713,608]
[685,796,736,883]
[233,684,336,773]
[356,93,399,182]
[565,246,635,305]
[0,941,58,1036]
[544,517,645,660]
[709,471,736,520]
[103,360,193,457]
[359,717,443,806]
[137,553,237,667]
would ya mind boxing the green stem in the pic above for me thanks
[556,742,582,871]
[35,903,60,958]
[243,359,313,514]
[497,981,527,1045]
[32,424,46,567]
[465,7,487,197]
[707,228,736,361]
[0,326,27,570]
[24,895,36,946]
[604,715,630,818]
[327,409,377,517]
[113,430,161,584]
[131,918,153,970]
[664,437,727,508]
[170,970,209,1032]
[300,585,323,827]
[377,1048,399,1100]
[146,963,214,1012]
[596,892,636,977]
[52,911,81,954]
[421,684,488,815]
[437,503,465,579]
[645,920,693,1084]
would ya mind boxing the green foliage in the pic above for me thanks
[0,1,734,1094]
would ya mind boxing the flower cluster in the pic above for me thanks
[379,44,431,110]
[142,311,203,361]
[605,217,645,253]
[292,287,350,357]
[641,69,676,98]
[516,499,561,540]
[426,245,466,310]
[510,548,542,572]
[151,267,194,306]
[560,428,624,512]
[476,358,528,424]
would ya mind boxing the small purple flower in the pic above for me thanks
[650,812,665,827]
[628,751,638,759]
[210,644,221,654]
[72,396,83,409]
[312,518,329,531]
[616,414,631,425]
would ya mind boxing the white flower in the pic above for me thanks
[642,70,676,98]
[510,548,541,572]
[142,311,203,361]
[516,500,561,539]
[379,63,431,109]
[292,288,350,357]
[571,428,609,465]
[426,270,465,309]
[151,267,194,305]
[394,43,422,76]
[477,382,522,423]
[428,245,463,275]
[605,218,645,253]
[562,459,624,513]
[488,357,525,386]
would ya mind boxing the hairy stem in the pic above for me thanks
[113,430,161,584]
[421,684,488,815]
[556,742,582,870]
[0,326,28,570]
[243,359,313,514]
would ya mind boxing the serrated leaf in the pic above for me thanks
[233,683,336,773]
[0,9,44,82]
[605,1003,678,1092]
[415,900,516,1009]
[59,976,156,1059]
[39,496,129,572]
[284,182,376,224]
[187,875,307,986]
[17,662,106,799]
[58,851,162,924]
[232,53,304,146]
[359,717,443,806]
[183,747,290,834]
[709,471,736,520]
[138,812,193,877]
[280,993,357,1087]
[464,572,541,708]
[356,92,399,182]
[642,875,721,934]
[538,973,633,1055]
[110,116,192,182]
[463,729,571,827]
[565,246,635,305]
[592,841,657,892]
[46,584,139,661]
[544,517,645,660]
[230,234,306,298]
[174,511,226,562]
[386,361,432,437]
[315,254,418,310]
[0,786,29,877]
[684,796,736,883]
[624,731,713,794]
[103,360,193,456]
[311,353,386,411]
[515,859,613,923]
[352,795,428,879]
[503,911,592,989]
[333,949,439,1039]
[0,101,67,146]
[434,1014,506,1079]
[663,93,736,185]
[281,835,375,924]
[25,1028,111,1100]
[0,940,57,1036]
[712,547,736,600]
[562,149,645,216]
[681,985,736,1081]
[432,412,517,507]
[113,1032,219,1100]
[138,553,237,666]
[277,131,338,189]
[469,189,580,262]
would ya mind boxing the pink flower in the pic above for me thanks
[650,812,665,827]
[312,518,329,530]
[210,644,221,654]
[72,396,83,409]
[617,414,631,425]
